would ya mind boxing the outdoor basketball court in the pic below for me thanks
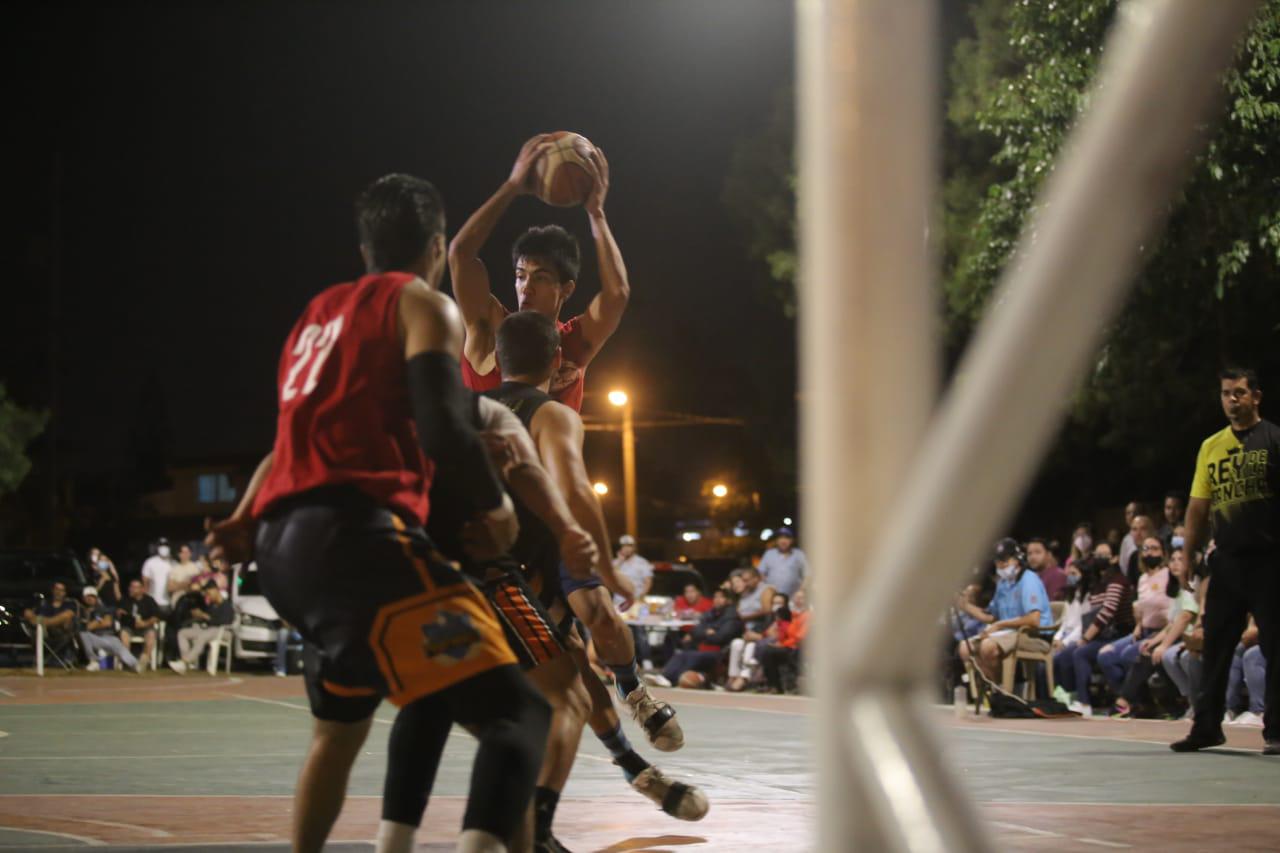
[0,672,1276,851]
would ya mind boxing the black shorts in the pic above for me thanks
[255,486,517,722]
[478,561,566,671]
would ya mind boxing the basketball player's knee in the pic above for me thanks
[564,678,591,725]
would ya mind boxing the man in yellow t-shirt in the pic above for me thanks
[1171,368,1280,756]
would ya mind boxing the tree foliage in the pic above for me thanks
[726,0,1280,488]
[0,385,48,497]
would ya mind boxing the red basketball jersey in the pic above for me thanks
[461,311,588,412]
[252,272,434,524]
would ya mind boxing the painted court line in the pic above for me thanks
[61,816,173,839]
[0,688,16,698]
[960,723,1261,755]
[0,825,104,846]
[1079,837,1132,849]
[990,820,1132,849]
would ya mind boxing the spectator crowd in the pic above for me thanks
[949,494,1270,734]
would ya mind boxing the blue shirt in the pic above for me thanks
[987,570,1053,630]
[758,547,808,597]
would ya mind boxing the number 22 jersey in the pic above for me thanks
[252,272,435,525]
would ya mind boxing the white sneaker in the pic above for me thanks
[1224,710,1238,724]
[642,673,672,688]
[168,660,188,675]
[1231,711,1264,728]
[641,659,655,672]
[625,684,684,752]
[630,766,709,821]
[85,660,100,672]
[1068,701,1093,718]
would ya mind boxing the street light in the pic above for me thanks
[593,481,609,496]
[712,483,729,499]
[609,389,637,538]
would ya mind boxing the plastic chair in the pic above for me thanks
[205,622,236,675]
[1002,600,1066,699]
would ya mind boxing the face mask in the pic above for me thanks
[1066,574,1080,587]
[996,564,1017,581]
[1073,535,1092,553]
[1171,535,1185,549]
[97,560,109,570]
[1142,554,1163,568]
[157,546,171,558]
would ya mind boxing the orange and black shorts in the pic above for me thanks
[254,486,518,722]
[478,560,566,671]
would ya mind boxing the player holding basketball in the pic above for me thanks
[209,174,549,853]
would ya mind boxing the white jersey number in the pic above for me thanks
[281,316,345,402]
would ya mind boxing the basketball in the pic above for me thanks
[677,670,707,689]
[534,131,596,207]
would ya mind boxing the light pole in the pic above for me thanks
[608,389,638,538]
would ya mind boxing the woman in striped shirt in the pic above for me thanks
[1052,557,1135,717]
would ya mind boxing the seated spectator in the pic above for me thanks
[758,527,807,597]
[727,592,790,692]
[1053,555,1135,716]
[167,544,203,605]
[1052,558,1095,658]
[1225,618,1267,728]
[646,588,742,688]
[731,567,776,635]
[1158,491,1186,548]
[673,583,713,622]
[87,548,122,607]
[195,554,231,592]
[1117,501,1146,575]
[1027,538,1067,602]
[761,589,810,694]
[23,581,80,663]
[118,578,161,671]
[1123,515,1158,584]
[168,583,234,674]
[1064,523,1093,571]
[1113,546,1197,718]
[1099,536,1172,713]
[77,587,140,672]
[956,538,1053,688]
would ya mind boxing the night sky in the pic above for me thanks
[9,1,800,533]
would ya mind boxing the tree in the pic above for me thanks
[726,1,1280,510]
[0,385,48,496]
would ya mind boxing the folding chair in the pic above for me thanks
[27,621,78,676]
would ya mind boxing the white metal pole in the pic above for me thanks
[836,0,1262,683]
[36,621,44,676]
[797,0,939,848]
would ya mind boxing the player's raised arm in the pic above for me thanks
[449,135,554,368]
[533,401,633,600]
[399,280,515,545]
[577,147,630,363]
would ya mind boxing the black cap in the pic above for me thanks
[993,537,1022,562]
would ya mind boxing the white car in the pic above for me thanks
[231,562,298,669]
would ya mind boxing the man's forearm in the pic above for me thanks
[453,183,518,259]
[590,213,630,306]
[448,184,517,323]
[233,452,274,521]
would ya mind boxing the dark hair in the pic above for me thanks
[1027,537,1048,550]
[717,588,739,605]
[1166,548,1184,598]
[355,174,445,272]
[512,225,580,282]
[495,310,561,378]
[1220,366,1260,392]
[1164,490,1186,505]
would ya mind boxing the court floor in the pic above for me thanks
[0,671,1277,851]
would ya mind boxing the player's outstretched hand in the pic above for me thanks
[559,525,598,580]
[507,134,554,195]
[584,147,609,216]
[204,515,255,564]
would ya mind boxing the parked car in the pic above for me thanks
[0,549,90,663]
[229,562,296,669]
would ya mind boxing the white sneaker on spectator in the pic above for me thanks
[168,660,188,675]
[643,673,672,688]
[1230,711,1264,728]
[641,660,655,672]
[1068,701,1093,718]
[1224,710,1237,724]
[85,660,100,672]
